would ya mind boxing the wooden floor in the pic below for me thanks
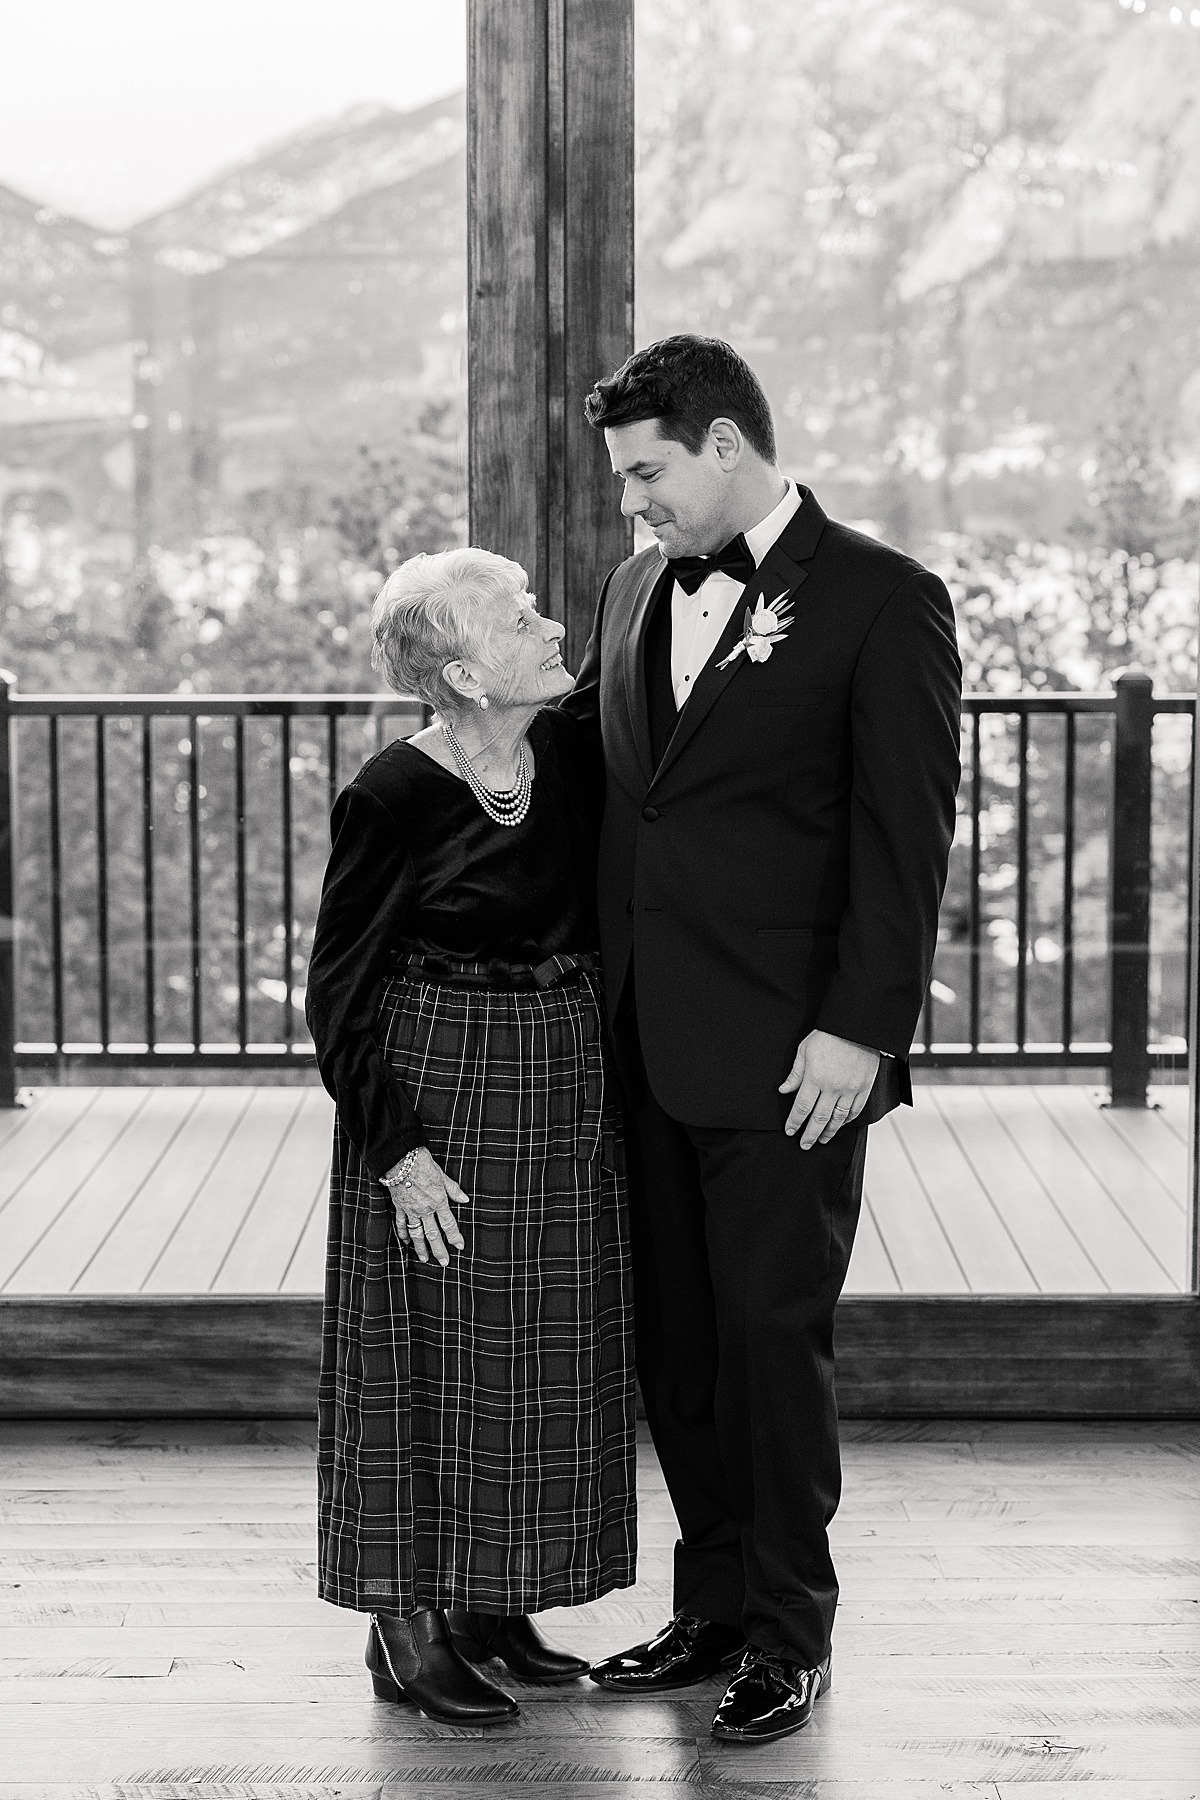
[1,1418,1198,1796]
[0,1082,1191,1296]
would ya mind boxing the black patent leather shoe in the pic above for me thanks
[589,1613,746,1693]
[366,1610,519,1723]
[711,1646,832,1744]
[448,1609,590,1684]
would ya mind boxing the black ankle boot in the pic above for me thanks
[366,1610,519,1722]
[447,1609,591,1684]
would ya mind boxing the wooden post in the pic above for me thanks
[468,0,634,665]
[1108,669,1155,1108]
[0,671,18,1108]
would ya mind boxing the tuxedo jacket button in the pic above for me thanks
[642,805,660,822]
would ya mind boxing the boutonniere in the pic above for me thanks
[716,594,796,669]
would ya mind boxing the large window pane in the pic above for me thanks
[1,0,466,699]
[1,6,466,1274]
[636,0,1199,1293]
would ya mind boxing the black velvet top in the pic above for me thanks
[305,708,602,1180]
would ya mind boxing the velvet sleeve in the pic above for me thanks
[542,703,606,832]
[305,782,428,1178]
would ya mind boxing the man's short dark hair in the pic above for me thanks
[584,334,777,463]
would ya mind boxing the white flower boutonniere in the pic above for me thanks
[716,593,796,670]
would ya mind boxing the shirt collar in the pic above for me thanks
[744,479,801,568]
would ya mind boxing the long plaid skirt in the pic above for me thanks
[317,951,637,1617]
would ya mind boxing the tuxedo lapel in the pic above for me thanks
[651,490,826,786]
[621,556,671,787]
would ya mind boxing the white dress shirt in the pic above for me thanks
[669,480,802,710]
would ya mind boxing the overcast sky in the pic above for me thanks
[0,0,466,228]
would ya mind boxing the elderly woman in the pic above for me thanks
[306,547,636,1727]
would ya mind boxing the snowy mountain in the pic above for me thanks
[0,91,466,545]
[636,0,1200,547]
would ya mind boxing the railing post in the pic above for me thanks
[0,671,17,1108]
[1109,668,1154,1107]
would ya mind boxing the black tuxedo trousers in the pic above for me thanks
[620,1000,869,1664]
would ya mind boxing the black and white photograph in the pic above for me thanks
[0,0,1199,1792]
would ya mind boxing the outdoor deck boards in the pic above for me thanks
[0,1083,1190,1295]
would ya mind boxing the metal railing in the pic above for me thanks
[0,678,424,1100]
[915,673,1196,1102]
[0,671,1195,1106]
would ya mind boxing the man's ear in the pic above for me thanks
[709,417,745,469]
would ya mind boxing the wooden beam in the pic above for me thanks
[468,0,633,664]
[4,1294,1200,1419]
[835,1296,1200,1418]
[0,1298,322,1418]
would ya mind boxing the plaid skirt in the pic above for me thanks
[317,950,637,1617]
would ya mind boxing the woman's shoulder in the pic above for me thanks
[338,735,453,821]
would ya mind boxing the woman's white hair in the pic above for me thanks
[370,546,527,712]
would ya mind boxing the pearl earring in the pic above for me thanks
[477,694,489,711]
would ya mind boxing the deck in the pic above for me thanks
[0,1082,1191,1296]
[1,1416,1198,1793]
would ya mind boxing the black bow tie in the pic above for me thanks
[666,533,755,596]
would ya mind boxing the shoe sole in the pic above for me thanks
[711,1712,814,1744]
[591,1667,733,1694]
[511,1670,591,1685]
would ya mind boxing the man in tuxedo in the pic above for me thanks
[564,336,961,1745]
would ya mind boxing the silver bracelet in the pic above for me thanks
[382,1148,420,1191]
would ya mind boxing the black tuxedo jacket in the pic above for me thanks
[564,487,962,1131]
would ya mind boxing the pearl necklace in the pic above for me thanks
[442,721,532,827]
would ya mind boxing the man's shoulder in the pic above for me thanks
[811,516,955,627]
[817,516,927,589]
[606,543,664,598]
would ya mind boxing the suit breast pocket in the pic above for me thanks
[749,684,829,710]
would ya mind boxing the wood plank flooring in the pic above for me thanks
[0,1083,1190,1295]
[0,1418,1197,1796]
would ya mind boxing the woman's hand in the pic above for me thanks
[383,1148,470,1266]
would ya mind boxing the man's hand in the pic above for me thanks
[779,1029,880,1148]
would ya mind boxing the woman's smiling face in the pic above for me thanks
[467,581,574,710]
